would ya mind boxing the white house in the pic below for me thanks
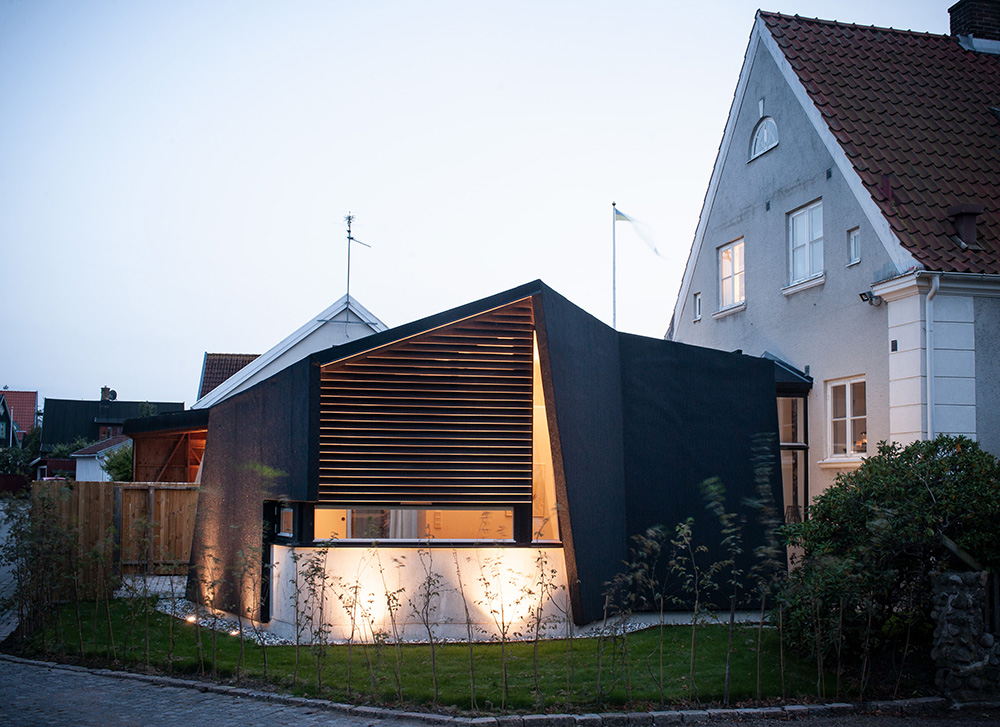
[667,1,1000,518]
[71,435,132,482]
[192,294,387,409]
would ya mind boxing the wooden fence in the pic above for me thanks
[32,481,199,576]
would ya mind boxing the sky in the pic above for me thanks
[1,0,947,407]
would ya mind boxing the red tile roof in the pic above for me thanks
[761,12,1000,273]
[0,390,38,438]
[198,353,260,399]
[71,434,131,457]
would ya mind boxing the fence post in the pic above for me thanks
[147,485,156,573]
[113,485,123,576]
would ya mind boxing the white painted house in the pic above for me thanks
[667,2,1000,516]
[71,435,132,482]
[193,295,387,409]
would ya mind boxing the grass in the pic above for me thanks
[4,596,829,713]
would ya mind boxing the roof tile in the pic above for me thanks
[198,353,260,399]
[761,12,1000,272]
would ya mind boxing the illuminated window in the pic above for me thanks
[278,507,294,537]
[718,239,745,310]
[789,201,823,284]
[828,378,866,457]
[749,117,778,159]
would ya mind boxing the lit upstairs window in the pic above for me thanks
[718,239,745,310]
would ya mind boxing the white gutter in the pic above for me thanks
[925,274,940,440]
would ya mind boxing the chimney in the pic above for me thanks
[950,0,1000,42]
[101,386,111,401]
[948,202,985,249]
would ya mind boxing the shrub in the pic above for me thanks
[780,435,1000,664]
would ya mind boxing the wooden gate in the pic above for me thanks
[31,481,199,576]
[115,483,199,574]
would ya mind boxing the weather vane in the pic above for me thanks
[344,213,371,304]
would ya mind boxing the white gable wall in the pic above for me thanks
[218,308,379,402]
[194,297,386,410]
[669,40,897,499]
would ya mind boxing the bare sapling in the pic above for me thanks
[668,517,721,705]
[529,544,561,710]
[452,551,478,711]
[477,550,529,711]
[374,546,405,702]
[409,537,442,703]
[700,477,744,707]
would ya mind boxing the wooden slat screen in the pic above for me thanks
[318,299,534,506]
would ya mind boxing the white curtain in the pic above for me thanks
[388,509,419,539]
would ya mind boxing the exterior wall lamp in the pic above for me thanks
[859,291,883,306]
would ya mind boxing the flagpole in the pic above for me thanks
[612,202,617,329]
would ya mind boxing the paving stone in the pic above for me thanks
[901,696,947,713]
[649,712,682,726]
[599,713,628,727]
[678,711,709,723]
[705,709,738,720]
[575,713,603,727]
[827,703,854,714]
[626,712,652,727]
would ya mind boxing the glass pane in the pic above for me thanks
[833,420,847,455]
[734,241,744,273]
[781,449,806,523]
[810,204,823,240]
[735,270,745,302]
[850,230,860,261]
[831,384,846,419]
[852,417,868,454]
[721,278,733,307]
[793,213,808,245]
[793,246,807,280]
[778,398,803,444]
[851,381,866,417]
[720,248,732,277]
[810,238,823,275]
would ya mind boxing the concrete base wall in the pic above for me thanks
[268,544,571,643]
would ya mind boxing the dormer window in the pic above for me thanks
[749,117,778,159]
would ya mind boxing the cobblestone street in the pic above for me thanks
[0,656,421,727]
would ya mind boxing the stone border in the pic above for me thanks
[0,653,950,724]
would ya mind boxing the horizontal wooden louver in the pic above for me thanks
[318,299,534,506]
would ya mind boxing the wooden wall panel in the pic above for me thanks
[318,299,534,506]
[133,431,206,483]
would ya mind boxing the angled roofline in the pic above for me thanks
[193,295,388,410]
[70,434,131,458]
[310,280,549,367]
[669,11,920,334]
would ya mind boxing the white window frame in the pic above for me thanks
[788,201,823,285]
[717,239,745,312]
[749,117,778,160]
[848,227,861,265]
[692,292,702,321]
[826,377,867,459]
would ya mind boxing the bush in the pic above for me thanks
[780,435,1000,664]
[101,443,133,482]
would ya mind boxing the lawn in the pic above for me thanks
[7,596,827,713]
